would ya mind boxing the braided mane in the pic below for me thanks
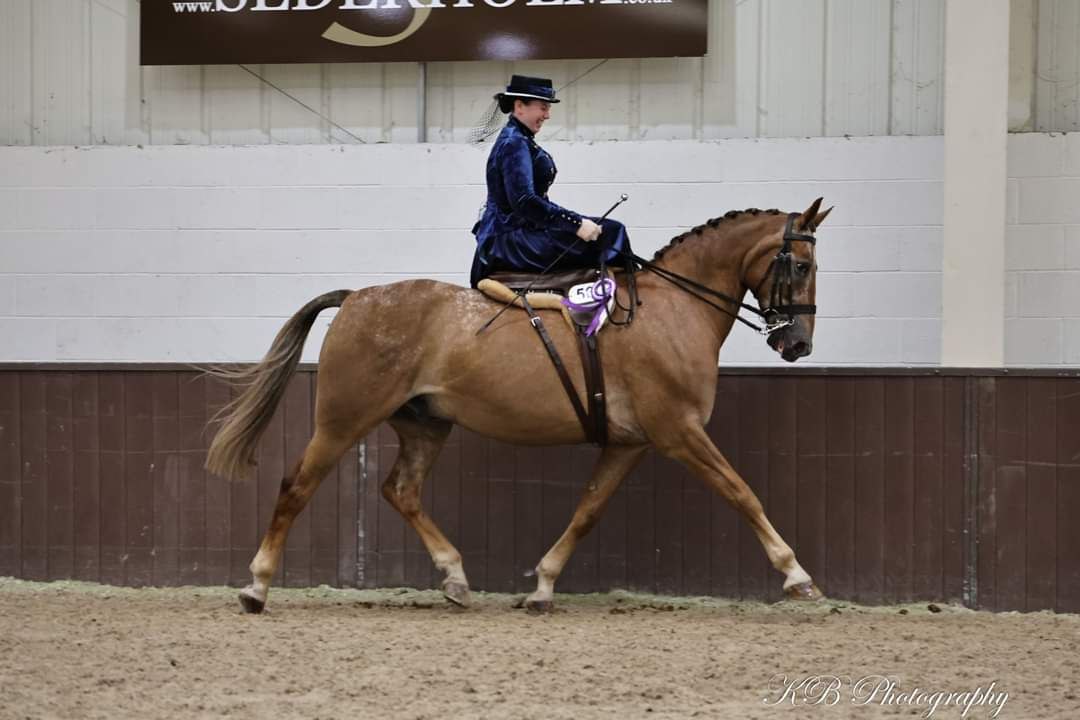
[652,208,784,260]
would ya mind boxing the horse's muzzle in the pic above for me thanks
[769,331,812,362]
[781,340,812,362]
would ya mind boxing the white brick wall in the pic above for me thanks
[1006,133,1080,366]
[0,134,1072,366]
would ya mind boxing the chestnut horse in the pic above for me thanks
[206,199,832,613]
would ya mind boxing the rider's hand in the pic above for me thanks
[576,218,602,242]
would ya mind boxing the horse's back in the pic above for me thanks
[321,279,499,366]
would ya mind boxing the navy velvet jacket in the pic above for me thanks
[470,116,584,286]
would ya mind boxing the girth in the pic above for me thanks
[516,293,608,446]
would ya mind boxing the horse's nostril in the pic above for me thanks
[792,341,810,356]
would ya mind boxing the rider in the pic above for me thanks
[469,75,629,288]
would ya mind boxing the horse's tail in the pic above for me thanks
[205,289,352,481]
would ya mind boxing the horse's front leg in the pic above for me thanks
[660,424,822,600]
[524,445,648,612]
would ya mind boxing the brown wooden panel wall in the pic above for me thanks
[359,372,1080,612]
[1,368,1078,613]
[0,370,360,589]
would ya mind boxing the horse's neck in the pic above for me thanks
[651,226,751,304]
[640,225,757,356]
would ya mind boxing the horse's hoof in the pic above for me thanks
[784,582,824,601]
[525,598,554,614]
[238,587,266,614]
[443,581,472,608]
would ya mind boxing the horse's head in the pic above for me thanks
[744,198,832,363]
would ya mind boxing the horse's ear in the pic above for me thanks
[798,197,824,231]
[813,205,834,230]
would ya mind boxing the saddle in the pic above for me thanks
[488,267,599,293]
[478,268,614,330]
[477,268,615,446]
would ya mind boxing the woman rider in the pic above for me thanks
[469,75,630,288]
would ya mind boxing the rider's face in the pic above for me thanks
[514,100,551,134]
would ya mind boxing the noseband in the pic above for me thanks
[628,212,817,336]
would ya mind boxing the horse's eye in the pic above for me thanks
[796,262,811,275]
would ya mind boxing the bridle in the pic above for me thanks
[752,212,819,332]
[625,212,818,336]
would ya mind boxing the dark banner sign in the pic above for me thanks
[140,0,707,65]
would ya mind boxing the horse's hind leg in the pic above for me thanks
[524,445,648,612]
[381,415,472,607]
[240,426,358,613]
[660,424,821,600]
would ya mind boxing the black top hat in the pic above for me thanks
[495,75,560,104]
